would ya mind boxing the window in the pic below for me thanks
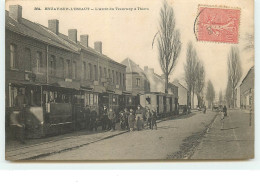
[72,61,76,79]
[136,78,140,87]
[60,58,64,77]
[88,63,92,80]
[10,44,18,69]
[123,74,125,87]
[83,62,86,80]
[112,70,114,83]
[50,55,56,76]
[99,66,102,81]
[65,60,70,78]
[116,72,119,85]
[104,68,107,78]
[108,69,111,78]
[94,65,98,81]
[36,51,43,73]
[119,73,122,85]
[24,48,31,71]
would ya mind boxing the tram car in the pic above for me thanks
[7,87,178,139]
[139,92,178,118]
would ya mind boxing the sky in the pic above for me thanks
[6,0,254,97]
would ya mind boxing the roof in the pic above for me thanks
[6,10,126,68]
[6,11,79,53]
[121,58,147,76]
[172,81,188,90]
[240,65,254,86]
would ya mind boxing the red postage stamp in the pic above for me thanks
[196,5,240,44]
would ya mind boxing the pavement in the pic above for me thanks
[191,109,254,160]
[5,113,179,161]
[34,111,217,161]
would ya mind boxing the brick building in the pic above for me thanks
[5,4,127,133]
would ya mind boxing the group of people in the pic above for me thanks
[97,105,158,132]
[119,105,158,132]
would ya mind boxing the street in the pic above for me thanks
[192,109,254,159]
[6,109,254,161]
[37,111,217,160]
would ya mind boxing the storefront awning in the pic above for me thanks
[8,80,43,87]
[48,81,81,90]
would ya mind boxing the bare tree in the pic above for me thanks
[227,46,242,108]
[243,33,254,62]
[184,41,197,108]
[225,79,232,108]
[206,80,215,109]
[157,0,181,93]
[195,60,205,108]
[219,90,223,105]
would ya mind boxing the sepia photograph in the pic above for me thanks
[4,0,254,161]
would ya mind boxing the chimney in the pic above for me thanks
[80,35,89,47]
[144,66,148,72]
[9,5,22,22]
[94,41,102,54]
[68,29,77,43]
[48,19,59,34]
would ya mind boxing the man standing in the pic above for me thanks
[108,108,116,131]
[145,108,152,129]
[135,105,143,131]
[102,105,108,131]
[123,108,130,130]
[90,110,98,131]
[12,89,28,143]
[84,105,91,130]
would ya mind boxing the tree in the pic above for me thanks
[219,90,223,105]
[227,46,242,108]
[206,80,215,109]
[195,60,205,108]
[157,0,181,93]
[225,79,233,108]
[184,41,197,108]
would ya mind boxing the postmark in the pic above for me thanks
[196,5,240,44]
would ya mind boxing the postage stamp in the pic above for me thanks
[196,5,241,44]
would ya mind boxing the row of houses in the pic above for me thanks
[5,5,190,135]
[121,58,189,109]
[6,5,127,115]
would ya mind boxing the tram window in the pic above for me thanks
[9,86,18,107]
[90,94,94,105]
[93,94,97,104]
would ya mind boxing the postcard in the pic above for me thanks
[5,0,254,161]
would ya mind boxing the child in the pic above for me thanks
[151,110,157,130]
[128,109,136,132]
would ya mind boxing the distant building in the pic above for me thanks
[240,66,254,110]
[172,80,188,106]
[121,58,150,95]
